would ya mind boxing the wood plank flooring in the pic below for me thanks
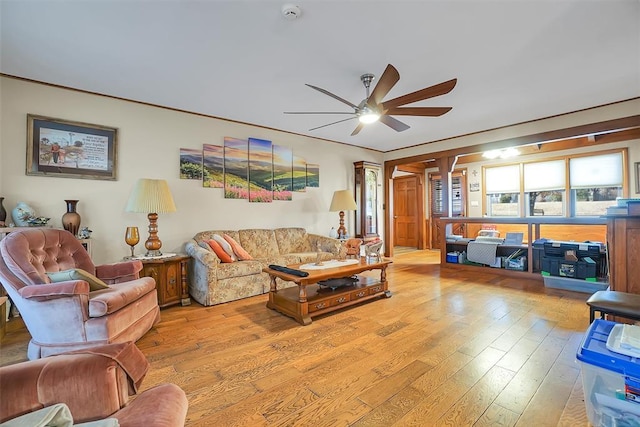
[0,250,592,426]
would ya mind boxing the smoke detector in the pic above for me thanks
[282,4,301,20]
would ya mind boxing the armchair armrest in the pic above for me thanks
[96,260,143,284]
[19,280,89,300]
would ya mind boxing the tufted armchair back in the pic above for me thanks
[1,228,95,289]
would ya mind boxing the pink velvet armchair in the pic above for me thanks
[0,341,188,426]
[0,228,160,360]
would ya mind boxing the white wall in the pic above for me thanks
[0,77,383,263]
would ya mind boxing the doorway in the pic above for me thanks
[392,175,423,251]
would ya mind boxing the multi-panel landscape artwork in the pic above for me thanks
[179,137,318,202]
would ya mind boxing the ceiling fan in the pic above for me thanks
[284,64,457,136]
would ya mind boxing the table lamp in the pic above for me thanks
[329,189,357,239]
[125,178,177,257]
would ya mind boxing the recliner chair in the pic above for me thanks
[0,228,160,360]
[0,341,188,426]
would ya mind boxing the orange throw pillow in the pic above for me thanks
[223,234,253,260]
[207,239,233,263]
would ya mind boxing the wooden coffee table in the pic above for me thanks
[264,258,392,325]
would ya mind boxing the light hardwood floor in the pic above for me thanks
[0,250,591,426]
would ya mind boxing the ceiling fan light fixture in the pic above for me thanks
[483,147,520,159]
[358,107,380,124]
[358,112,380,124]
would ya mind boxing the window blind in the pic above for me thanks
[524,160,565,192]
[570,152,623,188]
[485,165,520,193]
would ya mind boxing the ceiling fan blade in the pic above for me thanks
[305,84,358,109]
[380,115,410,132]
[309,116,357,131]
[284,112,355,115]
[385,106,452,116]
[351,122,365,136]
[381,78,457,109]
[366,64,400,109]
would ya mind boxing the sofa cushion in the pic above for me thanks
[207,239,233,263]
[223,234,253,260]
[274,227,313,254]
[238,229,280,258]
[88,277,156,317]
[47,268,110,291]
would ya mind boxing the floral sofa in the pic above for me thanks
[185,227,342,306]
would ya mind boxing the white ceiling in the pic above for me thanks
[1,1,639,153]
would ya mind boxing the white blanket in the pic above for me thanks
[300,259,359,270]
[466,241,499,265]
[0,403,119,427]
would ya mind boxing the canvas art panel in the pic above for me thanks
[306,163,319,188]
[248,138,273,203]
[293,155,306,192]
[203,144,224,188]
[272,145,293,201]
[224,137,249,199]
[179,148,203,180]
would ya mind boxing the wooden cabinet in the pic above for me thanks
[140,254,191,308]
[354,161,381,240]
[606,215,640,294]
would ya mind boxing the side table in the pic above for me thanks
[138,254,191,308]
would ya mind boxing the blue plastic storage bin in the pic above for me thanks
[577,319,640,426]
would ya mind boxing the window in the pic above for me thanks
[570,153,623,216]
[524,160,566,216]
[485,165,520,216]
[482,150,625,218]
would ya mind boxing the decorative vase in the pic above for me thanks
[329,227,338,238]
[12,202,35,227]
[0,197,6,224]
[62,200,81,237]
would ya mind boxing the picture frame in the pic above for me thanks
[26,114,118,180]
[636,162,640,194]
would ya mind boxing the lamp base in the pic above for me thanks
[145,249,163,258]
[337,210,347,239]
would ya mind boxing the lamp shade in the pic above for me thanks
[126,179,177,213]
[330,190,357,212]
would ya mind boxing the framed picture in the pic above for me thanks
[636,162,640,194]
[26,114,118,180]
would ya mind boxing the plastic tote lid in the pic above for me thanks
[577,319,640,378]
